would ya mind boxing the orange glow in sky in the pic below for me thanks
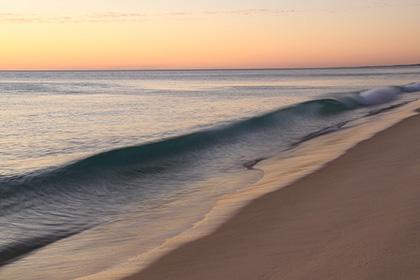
[1,0,419,70]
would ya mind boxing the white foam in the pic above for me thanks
[403,82,420,92]
[358,87,400,106]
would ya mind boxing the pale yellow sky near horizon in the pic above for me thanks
[1,0,419,70]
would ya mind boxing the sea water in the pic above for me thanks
[1,66,419,279]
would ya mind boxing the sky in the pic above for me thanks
[1,0,420,70]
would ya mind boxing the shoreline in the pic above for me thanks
[1,70,419,280]
[8,99,415,280]
[121,101,420,280]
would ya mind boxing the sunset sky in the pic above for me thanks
[1,0,420,70]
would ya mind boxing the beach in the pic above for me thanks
[1,70,419,280]
[124,108,420,280]
[3,0,420,278]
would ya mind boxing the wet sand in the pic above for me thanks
[124,111,420,280]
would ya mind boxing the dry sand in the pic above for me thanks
[125,113,420,280]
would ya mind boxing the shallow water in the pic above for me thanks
[0,66,419,279]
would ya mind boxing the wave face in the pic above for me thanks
[0,81,419,270]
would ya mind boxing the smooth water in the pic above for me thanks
[1,66,420,279]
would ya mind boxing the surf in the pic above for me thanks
[0,82,419,268]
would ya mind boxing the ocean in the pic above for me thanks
[1,66,420,279]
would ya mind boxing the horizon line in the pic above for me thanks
[1,63,419,72]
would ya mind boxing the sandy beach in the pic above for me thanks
[124,111,420,280]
